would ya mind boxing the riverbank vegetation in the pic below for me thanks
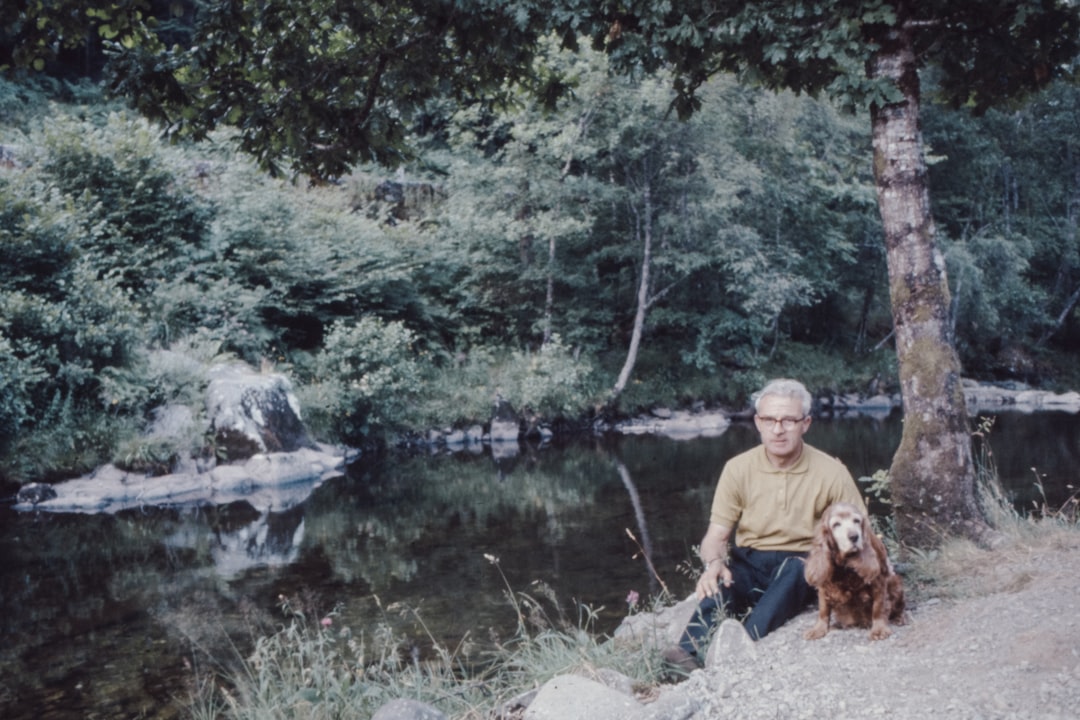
[3,45,1080,484]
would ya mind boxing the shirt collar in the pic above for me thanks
[752,444,810,474]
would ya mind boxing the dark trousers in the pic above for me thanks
[678,546,813,653]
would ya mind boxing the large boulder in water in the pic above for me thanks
[205,363,315,460]
[13,361,349,515]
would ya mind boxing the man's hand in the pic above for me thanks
[696,522,733,599]
[695,561,732,599]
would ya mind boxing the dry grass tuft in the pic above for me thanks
[908,513,1080,602]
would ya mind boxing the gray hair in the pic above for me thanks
[752,378,812,416]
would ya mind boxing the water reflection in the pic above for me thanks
[163,503,308,579]
[1,410,1077,719]
[976,412,1080,509]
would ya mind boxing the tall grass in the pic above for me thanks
[970,414,1079,531]
[188,557,665,720]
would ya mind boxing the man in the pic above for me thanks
[662,378,866,672]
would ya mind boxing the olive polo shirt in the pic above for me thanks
[709,443,866,552]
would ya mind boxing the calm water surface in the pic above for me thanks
[1,411,1077,718]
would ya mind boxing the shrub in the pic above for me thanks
[0,333,43,451]
[2,261,143,405]
[37,113,214,301]
[300,317,423,441]
[404,337,600,432]
[0,391,135,482]
[0,146,150,475]
[491,335,598,419]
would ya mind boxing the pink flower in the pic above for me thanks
[320,617,333,628]
[626,590,640,608]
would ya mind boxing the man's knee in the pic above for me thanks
[771,556,811,596]
[743,556,812,638]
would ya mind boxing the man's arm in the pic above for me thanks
[696,522,733,600]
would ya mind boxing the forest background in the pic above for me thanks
[3,14,1080,487]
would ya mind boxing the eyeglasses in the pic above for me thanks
[755,415,807,430]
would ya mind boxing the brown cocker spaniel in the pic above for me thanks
[804,502,906,641]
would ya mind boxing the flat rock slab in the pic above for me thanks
[14,445,348,514]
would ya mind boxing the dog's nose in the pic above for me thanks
[848,532,860,544]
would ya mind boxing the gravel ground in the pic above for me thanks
[670,528,1080,720]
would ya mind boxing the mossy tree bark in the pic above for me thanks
[868,25,988,548]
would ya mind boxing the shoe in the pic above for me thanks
[661,645,703,674]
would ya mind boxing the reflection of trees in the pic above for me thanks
[612,456,661,597]
[978,413,1080,508]
[302,448,610,591]
[0,508,224,718]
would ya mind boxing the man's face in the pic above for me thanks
[753,394,811,464]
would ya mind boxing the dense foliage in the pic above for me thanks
[1,53,1079,481]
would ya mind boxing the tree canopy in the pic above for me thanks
[559,1,1079,111]
[5,0,1080,547]
[111,0,561,177]
[7,2,1079,175]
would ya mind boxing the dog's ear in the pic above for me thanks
[804,511,834,586]
[821,508,841,555]
[867,521,893,573]
[854,514,883,581]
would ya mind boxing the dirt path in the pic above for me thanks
[676,526,1080,719]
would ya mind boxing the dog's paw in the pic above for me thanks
[804,621,830,640]
[868,622,892,641]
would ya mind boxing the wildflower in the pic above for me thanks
[320,617,333,628]
[484,553,499,565]
[626,590,640,608]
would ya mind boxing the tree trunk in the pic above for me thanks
[610,174,653,403]
[1037,155,1080,347]
[542,232,556,346]
[868,25,989,548]
[1036,282,1080,347]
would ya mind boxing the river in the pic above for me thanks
[1,410,1077,719]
